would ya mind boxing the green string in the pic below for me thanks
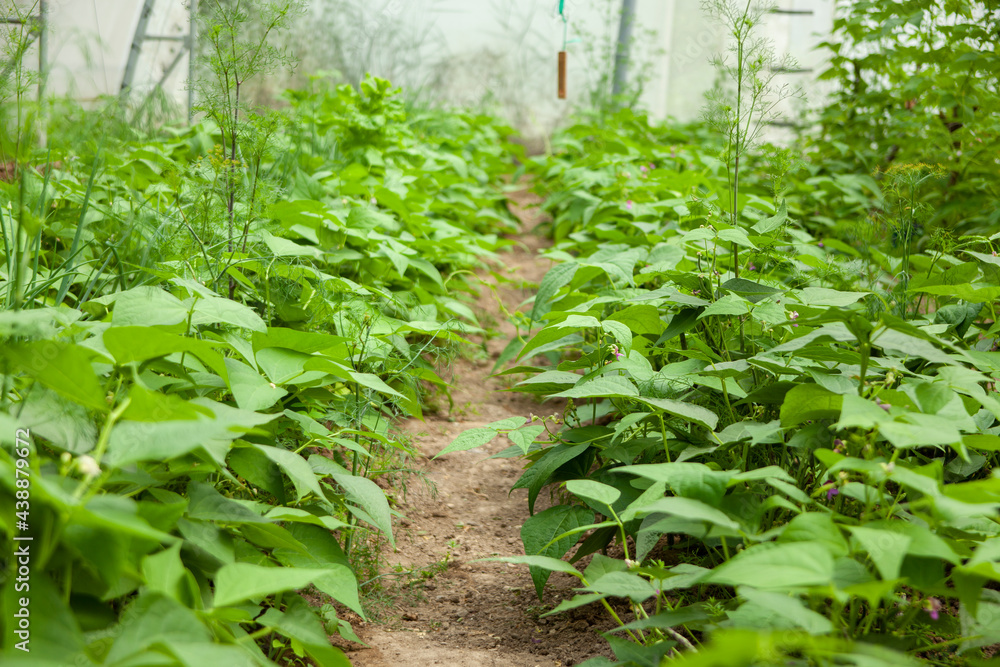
[558,0,567,50]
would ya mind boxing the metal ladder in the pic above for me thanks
[120,0,197,120]
[1,0,47,103]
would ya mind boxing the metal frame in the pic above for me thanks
[1,0,47,104]
[120,0,197,121]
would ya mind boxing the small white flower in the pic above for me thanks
[76,455,101,478]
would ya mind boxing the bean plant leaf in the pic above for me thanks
[434,427,499,457]
[329,473,394,547]
[521,504,594,598]
[704,542,835,589]
[780,384,843,427]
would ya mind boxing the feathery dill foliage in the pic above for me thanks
[700,0,800,260]
[193,0,304,298]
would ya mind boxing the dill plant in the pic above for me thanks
[192,0,302,298]
[700,0,800,278]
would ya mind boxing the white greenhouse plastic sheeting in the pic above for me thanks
[11,0,189,106]
[9,0,833,130]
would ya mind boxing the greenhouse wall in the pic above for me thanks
[14,0,833,131]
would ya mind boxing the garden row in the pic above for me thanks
[436,107,1000,666]
[0,77,521,666]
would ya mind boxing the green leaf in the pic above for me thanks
[551,375,638,400]
[329,473,394,547]
[847,526,912,580]
[720,278,782,304]
[781,384,843,427]
[633,396,719,430]
[141,543,186,602]
[253,327,348,354]
[103,326,228,378]
[566,479,621,507]
[519,315,601,360]
[751,200,787,234]
[257,599,353,667]
[487,555,583,578]
[274,524,363,616]
[106,286,189,326]
[521,504,594,598]
[606,304,663,335]
[718,227,758,248]
[508,424,546,454]
[737,587,833,634]
[795,287,869,307]
[190,295,266,332]
[434,427,499,457]
[224,358,287,411]
[348,371,404,399]
[584,571,658,603]
[601,320,632,353]
[699,294,751,319]
[914,283,1000,303]
[531,261,578,320]
[2,342,108,412]
[622,495,741,531]
[778,513,849,558]
[615,462,732,506]
[253,443,325,502]
[706,541,835,589]
[123,385,211,422]
[106,402,278,466]
[213,563,320,607]
[513,443,592,514]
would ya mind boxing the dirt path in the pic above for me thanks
[344,188,615,666]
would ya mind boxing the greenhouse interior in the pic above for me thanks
[2,0,1000,666]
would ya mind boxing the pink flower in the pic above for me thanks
[610,344,624,360]
[626,200,633,210]
[789,311,799,320]
[818,242,825,248]
[748,263,757,271]
[925,598,942,621]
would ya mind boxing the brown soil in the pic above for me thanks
[342,187,617,666]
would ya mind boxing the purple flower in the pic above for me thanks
[925,598,942,620]
[818,242,825,248]
[610,344,624,360]
[789,311,799,320]
[826,487,839,501]
[748,263,757,271]
[626,200,633,210]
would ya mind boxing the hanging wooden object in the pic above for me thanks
[558,50,567,99]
